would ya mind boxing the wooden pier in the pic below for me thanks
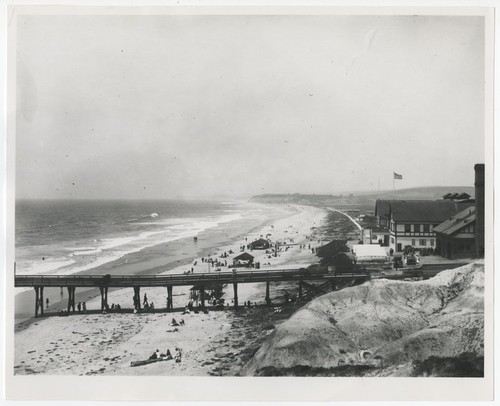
[15,267,370,317]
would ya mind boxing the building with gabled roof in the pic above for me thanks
[434,207,476,259]
[232,252,254,267]
[249,238,270,250]
[387,199,473,253]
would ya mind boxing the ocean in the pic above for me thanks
[15,199,272,278]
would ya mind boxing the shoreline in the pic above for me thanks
[14,202,298,324]
[14,204,330,375]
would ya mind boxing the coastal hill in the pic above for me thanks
[242,262,484,377]
[251,186,475,210]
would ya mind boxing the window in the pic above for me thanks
[391,237,395,244]
[419,239,427,246]
[423,224,430,233]
[463,223,475,233]
[414,224,421,233]
[411,239,416,246]
[430,239,435,246]
[405,224,411,233]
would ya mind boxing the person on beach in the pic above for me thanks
[82,302,87,313]
[174,348,182,363]
[143,294,148,307]
[46,298,49,309]
[160,349,173,360]
[77,302,81,312]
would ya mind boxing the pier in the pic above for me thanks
[15,267,369,317]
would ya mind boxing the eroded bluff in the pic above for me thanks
[242,262,484,377]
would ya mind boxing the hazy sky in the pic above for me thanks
[15,14,485,199]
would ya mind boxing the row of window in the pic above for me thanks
[411,239,434,246]
[462,223,475,233]
[390,223,438,232]
[404,224,436,233]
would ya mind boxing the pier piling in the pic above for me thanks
[67,287,76,313]
[133,286,141,310]
[200,286,205,309]
[265,281,270,305]
[34,287,40,317]
[99,287,109,311]
[233,283,238,308]
[39,287,44,316]
[166,285,173,310]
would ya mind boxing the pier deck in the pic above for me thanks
[15,268,370,317]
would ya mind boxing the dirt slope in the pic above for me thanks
[242,261,484,376]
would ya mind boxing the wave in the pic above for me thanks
[15,211,245,280]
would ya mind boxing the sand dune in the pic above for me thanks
[242,261,484,377]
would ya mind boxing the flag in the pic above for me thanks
[393,172,403,180]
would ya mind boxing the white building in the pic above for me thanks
[387,200,473,253]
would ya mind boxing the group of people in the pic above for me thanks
[148,347,182,363]
[183,302,211,314]
[77,302,87,313]
[169,317,185,326]
[201,256,228,268]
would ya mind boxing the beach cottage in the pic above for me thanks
[249,238,270,250]
[232,252,255,267]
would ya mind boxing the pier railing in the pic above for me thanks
[15,267,368,288]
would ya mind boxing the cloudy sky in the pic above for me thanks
[15,14,485,199]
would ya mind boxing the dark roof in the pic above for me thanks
[375,199,392,218]
[250,238,269,246]
[389,200,460,223]
[456,201,475,212]
[326,252,356,267]
[443,192,472,200]
[434,206,476,236]
[233,252,254,261]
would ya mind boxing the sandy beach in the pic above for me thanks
[14,204,329,376]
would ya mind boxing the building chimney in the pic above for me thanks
[474,163,485,257]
